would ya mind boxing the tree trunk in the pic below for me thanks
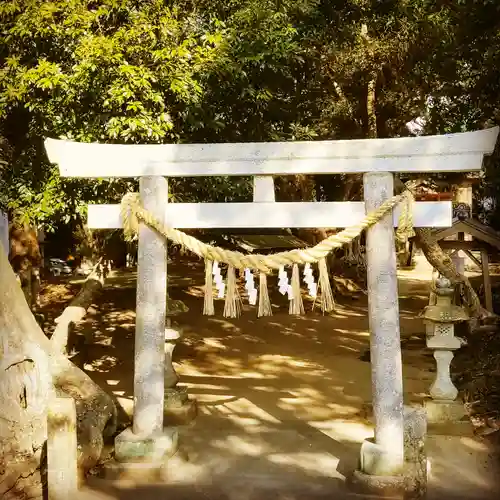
[0,243,121,498]
[51,266,105,355]
[276,174,330,245]
[8,224,42,311]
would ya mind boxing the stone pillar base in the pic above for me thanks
[114,426,178,463]
[351,407,428,498]
[164,387,198,426]
[349,469,405,498]
[103,426,178,481]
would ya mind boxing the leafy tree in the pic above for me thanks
[0,0,251,230]
[1,0,499,226]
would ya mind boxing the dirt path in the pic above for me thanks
[39,256,499,499]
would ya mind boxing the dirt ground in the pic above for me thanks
[38,255,500,499]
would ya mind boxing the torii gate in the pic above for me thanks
[44,127,499,485]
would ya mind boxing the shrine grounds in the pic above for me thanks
[38,254,500,500]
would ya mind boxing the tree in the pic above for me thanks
[0,0,252,231]
[0,240,120,497]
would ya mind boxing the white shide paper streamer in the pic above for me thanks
[244,268,258,305]
[278,265,294,300]
[212,261,226,298]
[303,263,317,298]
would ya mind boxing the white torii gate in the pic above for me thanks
[45,127,499,479]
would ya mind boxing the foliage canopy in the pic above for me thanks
[0,0,499,230]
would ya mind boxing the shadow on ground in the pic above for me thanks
[38,256,500,500]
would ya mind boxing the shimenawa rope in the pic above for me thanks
[119,189,414,317]
[120,190,414,272]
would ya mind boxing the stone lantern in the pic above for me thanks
[421,276,468,423]
[164,294,197,425]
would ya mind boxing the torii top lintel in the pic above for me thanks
[45,127,499,179]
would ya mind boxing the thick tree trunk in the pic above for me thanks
[0,243,120,498]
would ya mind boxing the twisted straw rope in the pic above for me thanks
[120,191,413,274]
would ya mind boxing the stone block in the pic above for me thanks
[424,399,466,424]
[114,426,178,463]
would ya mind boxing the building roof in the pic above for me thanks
[430,218,500,251]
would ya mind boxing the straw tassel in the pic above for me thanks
[289,263,304,315]
[203,260,215,316]
[258,272,273,317]
[318,257,335,313]
[223,265,241,318]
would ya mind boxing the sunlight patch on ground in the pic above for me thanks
[278,399,342,420]
[238,370,274,378]
[116,396,134,416]
[337,345,359,353]
[309,420,373,443]
[202,337,228,349]
[459,436,491,452]
[213,434,269,456]
[325,402,362,416]
[267,452,343,479]
[275,387,362,421]
[93,336,114,346]
[253,355,323,375]
[335,328,370,337]
[176,362,208,377]
[197,396,239,408]
[119,322,135,329]
[330,308,366,318]
[182,381,231,391]
[222,398,283,425]
[85,355,118,372]
[426,435,497,492]
[222,415,274,430]
[103,310,135,322]
[186,285,205,297]
[207,317,242,332]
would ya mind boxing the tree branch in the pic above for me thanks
[367,70,378,138]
